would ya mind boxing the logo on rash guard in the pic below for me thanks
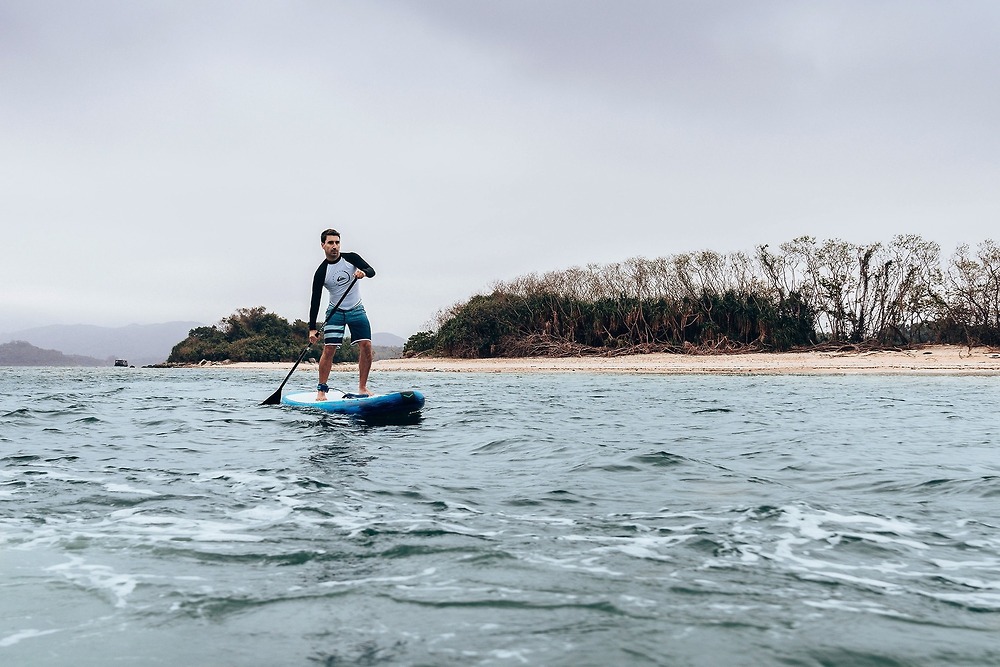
[335,271,352,286]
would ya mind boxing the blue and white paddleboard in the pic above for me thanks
[281,389,424,418]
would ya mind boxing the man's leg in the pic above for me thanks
[317,344,338,400]
[356,340,373,396]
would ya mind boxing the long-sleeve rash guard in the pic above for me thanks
[308,252,376,330]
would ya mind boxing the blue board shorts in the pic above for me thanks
[322,303,372,346]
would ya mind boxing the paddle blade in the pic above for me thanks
[260,388,283,405]
[261,344,312,406]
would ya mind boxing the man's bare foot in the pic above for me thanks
[316,392,327,401]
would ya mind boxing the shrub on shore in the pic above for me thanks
[167,307,311,363]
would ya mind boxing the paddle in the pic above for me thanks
[261,275,359,405]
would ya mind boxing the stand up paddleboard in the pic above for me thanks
[281,389,425,419]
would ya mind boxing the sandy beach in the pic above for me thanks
[202,345,1000,375]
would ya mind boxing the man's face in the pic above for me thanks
[322,235,341,261]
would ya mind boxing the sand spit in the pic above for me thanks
[181,345,1000,375]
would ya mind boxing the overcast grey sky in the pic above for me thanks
[3,0,998,337]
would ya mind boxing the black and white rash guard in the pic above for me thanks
[308,252,376,330]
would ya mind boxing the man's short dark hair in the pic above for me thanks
[321,228,340,243]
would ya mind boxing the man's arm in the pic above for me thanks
[307,262,327,330]
[342,252,375,278]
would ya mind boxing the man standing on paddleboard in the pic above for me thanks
[308,228,376,401]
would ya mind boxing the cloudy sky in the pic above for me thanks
[2,1,998,337]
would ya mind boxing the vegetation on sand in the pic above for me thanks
[405,236,1000,357]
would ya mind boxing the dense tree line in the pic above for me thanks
[167,307,361,363]
[404,236,1000,358]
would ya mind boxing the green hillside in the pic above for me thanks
[0,340,106,366]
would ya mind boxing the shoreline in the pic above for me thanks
[177,345,1000,375]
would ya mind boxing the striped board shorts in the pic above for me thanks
[322,303,372,346]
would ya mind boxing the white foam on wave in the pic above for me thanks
[488,648,532,664]
[443,502,482,515]
[522,552,623,576]
[764,505,929,572]
[19,469,102,485]
[109,508,264,543]
[553,512,725,567]
[1,517,62,549]
[562,532,697,563]
[2,508,266,550]
[241,485,390,537]
[723,504,935,597]
[194,470,293,493]
[778,505,922,545]
[319,566,437,588]
[232,505,293,523]
[280,498,380,536]
[499,512,576,526]
[620,593,659,609]
[797,569,902,592]
[0,628,61,648]
[104,483,160,496]
[283,493,499,539]
[803,598,911,618]
[45,556,138,608]
[398,517,500,539]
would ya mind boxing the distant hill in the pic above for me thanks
[0,322,202,367]
[372,332,405,347]
[0,323,408,366]
[0,340,106,367]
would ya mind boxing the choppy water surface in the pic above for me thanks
[1,367,998,666]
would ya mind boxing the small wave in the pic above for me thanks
[71,416,103,424]
[1,454,41,463]
[471,438,524,454]
[630,451,689,467]
[573,463,643,473]
[859,475,1000,498]
[922,590,1000,612]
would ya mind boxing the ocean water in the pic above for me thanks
[1,367,998,666]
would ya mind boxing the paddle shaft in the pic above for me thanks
[261,275,360,405]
